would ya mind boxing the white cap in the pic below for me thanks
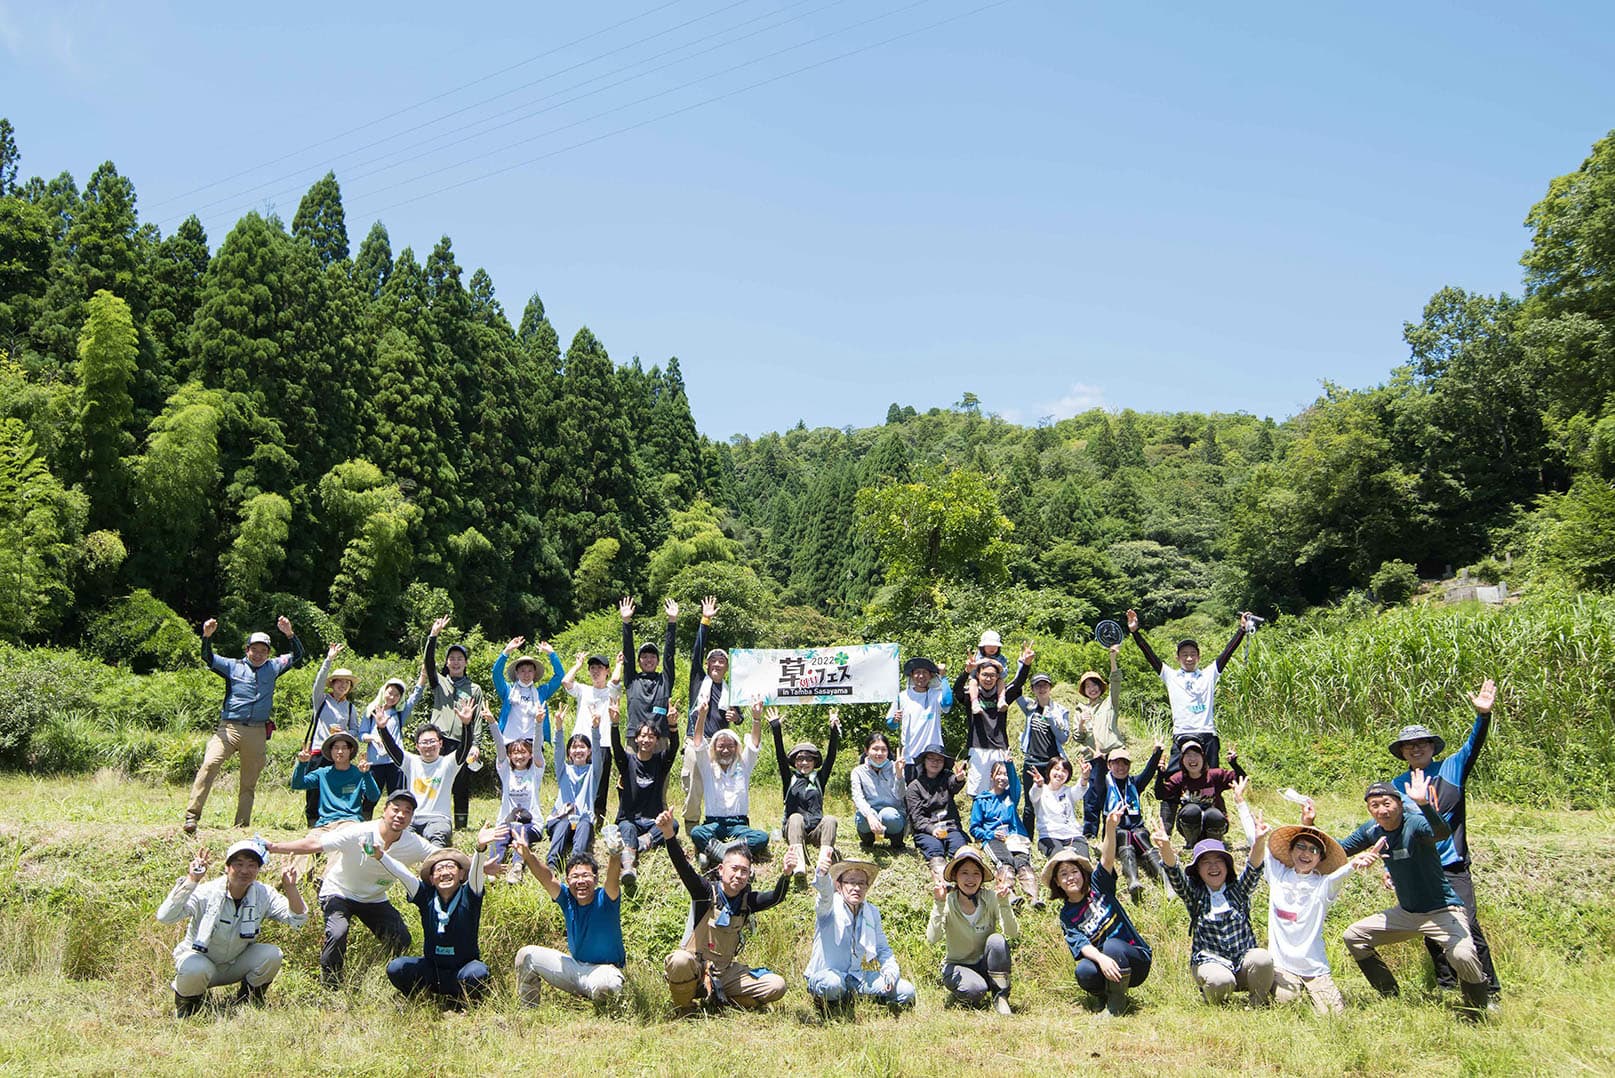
[224,838,267,865]
[247,631,273,647]
[978,630,1002,648]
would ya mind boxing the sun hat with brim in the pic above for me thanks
[916,747,953,766]
[1077,670,1107,695]
[788,741,822,766]
[828,859,879,889]
[510,655,539,674]
[247,631,273,647]
[419,848,471,884]
[1039,847,1093,893]
[321,731,360,760]
[903,657,939,677]
[1267,825,1347,874]
[224,838,268,865]
[979,630,1003,648]
[942,847,990,885]
[328,668,358,687]
[1387,724,1446,759]
[1185,839,1235,875]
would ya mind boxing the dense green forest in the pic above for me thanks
[2,114,1613,674]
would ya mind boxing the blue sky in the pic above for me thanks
[5,1,1614,438]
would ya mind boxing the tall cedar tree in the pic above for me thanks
[352,221,393,299]
[292,172,350,267]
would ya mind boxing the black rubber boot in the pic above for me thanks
[175,991,204,1018]
[1118,844,1143,904]
[235,982,266,1007]
[1459,979,1491,1020]
[1105,975,1130,1017]
[1353,954,1401,997]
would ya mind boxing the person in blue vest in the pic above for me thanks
[1389,677,1502,1003]
[375,823,503,1008]
[185,616,305,833]
[1082,742,1165,904]
[1337,773,1491,1019]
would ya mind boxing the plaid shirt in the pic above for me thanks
[1164,861,1265,968]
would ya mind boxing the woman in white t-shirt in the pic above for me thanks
[1028,755,1091,860]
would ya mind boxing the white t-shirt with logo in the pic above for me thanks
[1162,664,1221,735]
[318,823,434,903]
[567,682,621,741]
[402,752,459,822]
[1266,860,1353,977]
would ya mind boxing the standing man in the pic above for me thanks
[422,614,487,832]
[1016,671,1070,839]
[887,656,951,785]
[620,596,678,746]
[264,788,434,988]
[1389,678,1503,1004]
[184,615,304,833]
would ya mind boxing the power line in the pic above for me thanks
[147,0,691,211]
[190,0,856,236]
[177,0,839,234]
[355,0,1012,219]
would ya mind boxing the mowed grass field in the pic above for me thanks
[1,762,1613,1077]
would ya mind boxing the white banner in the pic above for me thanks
[728,643,901,706]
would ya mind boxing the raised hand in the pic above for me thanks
[1125,609,1139,633]
[296,747,316,763]
[664,597,679,622]
[828,708,842,732]
[656,810,677,840]
[765,707,782,728]
[187,847,211,881]
[618,597,635,623]
[277,615,294,637]
[1351,837,1388,871]
[504,637,525,655]
[1469,678,1497,715]
[1253,808,1270,839]
[700,595,719,619]
[1078,759,1092,783]
[1147,815,1171,851]
[201,617,218,638]
[995,873,1014,901]
[537,641,554,655]
[1230,776,1249,803]
[1020,641,1036,665]
[933,880,949,902]
[1406,768,1431,805]
[326,642,344,660]
[279,864,299,891]
[782,845,799,877]
[953,760,968,781]
[1109,643,1121,659]
[750,699,766,721]
[431,614,452,636]
[356,757,371,774]
[512,826,531,851]
[455,697,477,723]
[966,650,981,672]
[1301,797,1316,827]
[477,823,507,848]
[1107,804,1126,831]
[1030,768,1045,787]
[607,699,620,724]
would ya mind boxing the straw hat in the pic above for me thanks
[328,668,358,688]
[510,655,539,674]
[828,859,879,889]
[1077,670,1107,695]
[1039,847,1093,893]
[419,848,471,884]
[1267,825,1347,874]
[942,847,989,885]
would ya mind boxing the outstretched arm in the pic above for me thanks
[1215,614,1250,672]
[1126,609,1163,674]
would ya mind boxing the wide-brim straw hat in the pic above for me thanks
[419,848,471,883]
[1387,724,1446,759]
[321,731,360,760]
[1039,847,1093,892]
[511,655,539,674]
[1268,825,1347,874]
[828,858,879,889]
[942,847,989,884]
[1077,670,1107,694]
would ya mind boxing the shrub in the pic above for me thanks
[82,589,199,673]
[1370,559,1420,606]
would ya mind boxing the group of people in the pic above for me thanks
[163,601,1504,1021]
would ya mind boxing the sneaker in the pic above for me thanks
[621,867,638,895]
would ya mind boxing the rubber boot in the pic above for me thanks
[235,981,266,1007]
[988,972,1011,1016]
[620,845,638,894]
[1017,866,1043,909]
[1105,974,1130,1017]
[790,843,808,885]
[175,991,204,1018]
[1459,979,1491,1020]
[1353,953,1401,997]
[1143,847,1168,888]
[1118,843,1144,905]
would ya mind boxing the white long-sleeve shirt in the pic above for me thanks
[690,736,759,817]
[156,875,306,965]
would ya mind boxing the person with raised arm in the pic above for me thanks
[849,731,908,851]
[544,702,609,871]
[886,656,951,785]
[927,847,1019,1014]
[287,731,379,877]
[1337,771,1492,1019]
[955,640,1033,796]
[1048,803,1153,1018]
[262,789,434,987]
[1015,670,1070,839]
[357,676,420,817]
[378,697,477,847]
[422,614,487,831]
[1388,678,1503,1003]
[563,648,622,747]
[1154,806,1274,1006]
[1070,644,1126,758]
[804,858,916,1014]
[157,839,307,1016]
[620,596,678,747]
[305,643,363,827]
[512,826,627,1003]
[481,702,545,881]
[688,699,769,866]
[610,683,679,893]
[1082,741,1166,904]
[680,595,732,829]
[184,615,304,833]
[375,823,502,1007]
[770,705,841,884]
[905,750,971,889]
[661,810,797,1016]
[1028,755,1091,860]
[1126,608,1252,836]
[1158,738,1247,847]
[1263,795,1385,1014]
[492,636,564,746]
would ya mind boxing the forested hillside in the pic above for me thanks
[2,114,1613,666]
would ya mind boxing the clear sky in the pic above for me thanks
[5,1,1614,438]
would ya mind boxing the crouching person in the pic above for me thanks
[513,827,627,1004]
[928,848,1018,1014]
[804,859,917,1014]
[1154,810,1274,1006]
[376,825,502,1008]
[157,839,307,1017]
[1048,805,1153,1018]
[662,810,796,1016]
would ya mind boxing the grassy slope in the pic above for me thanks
[1,761,1613,1077]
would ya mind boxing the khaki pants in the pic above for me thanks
[186,721,269,827]
[1343,905,1485,984]
[786,813,837,851]
[664,948,787,1011]
[1272,968,1344,1014]
[1194,948,1274,1004]
[173,943,282,996]
[515,945,625,1003]
[680,756,704,826]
